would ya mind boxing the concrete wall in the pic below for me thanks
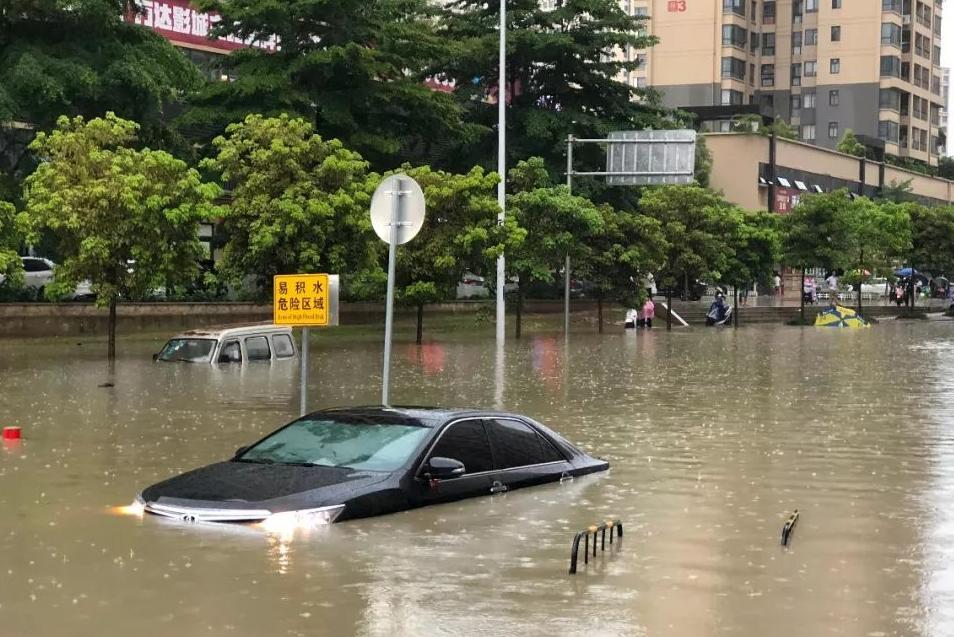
[705,133,768,210]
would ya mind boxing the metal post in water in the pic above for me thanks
[565,136,573,335]
[495,0,507,347]
[382,178,403,406]
[299,327,309,417]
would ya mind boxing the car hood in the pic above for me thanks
[141,461,390,506]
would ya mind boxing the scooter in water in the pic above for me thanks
[705,296,733,326]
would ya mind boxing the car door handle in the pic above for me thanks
[490,480,508,494]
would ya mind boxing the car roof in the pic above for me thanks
[167,322,293,340]
[312,406,529,428]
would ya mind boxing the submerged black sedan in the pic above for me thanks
[135,407,608,526]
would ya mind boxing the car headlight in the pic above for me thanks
[260,505,346,533]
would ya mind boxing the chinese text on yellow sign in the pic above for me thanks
[273,274,331,326]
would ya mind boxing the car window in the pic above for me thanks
[22,259,49,273]
[156,338,216,363]
[245,336,271,361]
[217,340,242,364]
[272,334,295,358]
[427,420,493,475]
[485,419,565,469]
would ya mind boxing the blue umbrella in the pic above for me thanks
[895,267,919,277]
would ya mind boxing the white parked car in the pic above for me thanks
[154,324,298,364]
[456,272,490,299]
[0,257,94,300]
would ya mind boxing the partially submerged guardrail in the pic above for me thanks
[569,519,622,574]
[781,509,799,547]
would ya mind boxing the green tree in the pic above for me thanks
[910,203,954,278]
[781,190,855,321]
[1,0,201,190]
[837,129,866,157]
[938,156,954,181]
[185,0,470,169]
[0,200,24,288]
[722,209,782,311]
[577,205,667,332]
[201,114,382,297]
[880,178,914,203]
[438,0,679,176]
[638,185,737,303]
[694,135,713,188]
[507,157,603,338]
[842,197,911,312]
[22,113,222,361]
[392,165,522,343]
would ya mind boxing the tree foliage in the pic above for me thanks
[722,210,782,289]
[781,190,854,271]
[0,199,24,285]
[910,204,954,276]
[201,114,382,296]
[438,0,679,176]
[21,113,222,357]
[638,185,737,293]
[837,129,866,157]
[1,0,201,187]
[185,0,470,169]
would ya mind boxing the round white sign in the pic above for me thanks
[370,174,426,245]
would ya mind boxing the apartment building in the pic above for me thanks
[631,0,946,166]
[942,67,950,154]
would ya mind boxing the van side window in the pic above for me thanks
[245,336,271,361]
[272,334,295,358]
[218,340,242,364]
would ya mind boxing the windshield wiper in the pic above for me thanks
[234,457,277,465]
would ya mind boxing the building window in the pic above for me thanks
[763,1,776,24]
[721,89,743,105]
[829,90,839,106]
[792,31,803,55]
[636,53,647,68]
[879,120,900,143]
[828,122,839,139]
[804,61,817,77]
[790,95,802,113]
[880,23,901,47]
[806,0,818,11]
[831,26,841,42]
[879,88,901,111]
[882,0,901,12]
[762,33,776,56]
[721,56,746,80]
[636,76,647,88]
[722,25,748,48]
[760,63,775,87]
[802,125,816,141]
[832,0,841,7]
[803,91,816,109]
[722,0,745,16]
[791,63,802,86]
[750,31,759,52]
[805,29,818,46]
[880,56,901,78]
[749,63,755,85]
[830,58,840,74]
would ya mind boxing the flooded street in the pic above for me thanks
[2,320,954,636]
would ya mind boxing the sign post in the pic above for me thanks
[370,174,426,406]
[273,273,339,416]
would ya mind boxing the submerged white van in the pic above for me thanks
[154,323,298,364]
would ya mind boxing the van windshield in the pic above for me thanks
[157,338,216,363]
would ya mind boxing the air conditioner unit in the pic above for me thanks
[902,15,912,25]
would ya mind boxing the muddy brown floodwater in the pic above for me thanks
[2,320,954,636]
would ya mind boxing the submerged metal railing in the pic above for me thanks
[569,519,623,574]
[781,510,799,546]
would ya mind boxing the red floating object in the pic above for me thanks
[3,427,21,440]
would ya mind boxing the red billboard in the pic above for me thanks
[128,0,278,54]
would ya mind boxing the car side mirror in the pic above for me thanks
[152,353,159,362]
[233,446,249,459]
[424,456,466,480]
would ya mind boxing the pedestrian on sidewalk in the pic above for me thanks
[642,297,655,329]
[773,272,782,298]
[739,282,751,307]
[825,271,839,306]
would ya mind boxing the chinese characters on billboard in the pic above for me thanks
[129,0,278,54]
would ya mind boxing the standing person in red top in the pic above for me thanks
[642,297,655,329]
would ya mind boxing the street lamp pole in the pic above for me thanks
[495,0,507,345]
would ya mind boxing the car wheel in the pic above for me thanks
[36,286,45,301]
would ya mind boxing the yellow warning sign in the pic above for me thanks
[273,273,333,326]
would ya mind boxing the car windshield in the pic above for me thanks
[157,338,216,363]
[238,416,431,472]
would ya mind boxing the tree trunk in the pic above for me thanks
[416,303,424,345]
[800,268,806,324]
[666,288,673,331]
[107,297,117,363]
[597,295,604,334]
[683,272,689,301]
[857,250,864,314]
[733,287,739,328]
[515,279,523,340]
